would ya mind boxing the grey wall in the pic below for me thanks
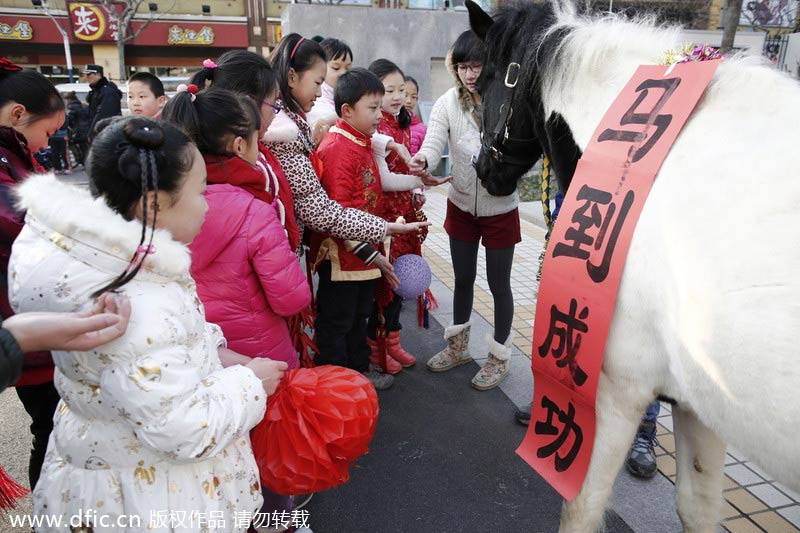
[282,4,470,101]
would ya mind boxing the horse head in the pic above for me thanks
[466,0,581,196]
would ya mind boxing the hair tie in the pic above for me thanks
[176,83,199,102]
[0,57,22,72]
[202,58,217,69]
[290,37,306,62]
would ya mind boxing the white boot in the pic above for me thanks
[471,332,513,391]
[426,322,472,372]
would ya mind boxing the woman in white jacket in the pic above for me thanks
[9,117,286,532]
[410,31,521,391]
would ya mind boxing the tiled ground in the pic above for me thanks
[421,185,800,533]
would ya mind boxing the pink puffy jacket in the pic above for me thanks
[409,113,427,156]
[190,182,311,369]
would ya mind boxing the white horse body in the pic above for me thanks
[539,7,800,531]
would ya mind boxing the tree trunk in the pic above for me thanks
[721,0,743,53]
[117,38,126,81]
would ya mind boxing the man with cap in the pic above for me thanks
[83,64,122,133]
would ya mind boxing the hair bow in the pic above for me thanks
[0,57,22,72]
[202,58,218,69]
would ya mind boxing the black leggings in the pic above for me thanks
[16,381,61,489]
[450,238,515,344]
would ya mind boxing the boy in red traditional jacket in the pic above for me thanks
[311,68,394,390]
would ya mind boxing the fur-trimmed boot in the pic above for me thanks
[367,337,402,375]
[386,330,416,367]
[426,322,472,372]
[471,333,513,391]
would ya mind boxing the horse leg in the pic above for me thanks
[559,373,647,533]
[672,406,726,533]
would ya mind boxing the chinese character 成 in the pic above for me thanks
[537,298,589,386]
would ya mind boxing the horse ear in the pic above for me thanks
[466,0,493,40]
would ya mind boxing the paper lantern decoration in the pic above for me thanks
[251,365,379,495]
[393,254,431,299]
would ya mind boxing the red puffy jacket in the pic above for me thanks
[0,126,53,386]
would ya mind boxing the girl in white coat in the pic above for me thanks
[9,116,287,532]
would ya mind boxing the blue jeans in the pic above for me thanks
[643,400,661,422]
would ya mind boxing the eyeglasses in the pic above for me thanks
[264,101,283,114]
[457,63,483,74]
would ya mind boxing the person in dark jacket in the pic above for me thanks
[1,58,66,491]
[0,295,131,393]
[65,91,90,165]
[83,64,122,133]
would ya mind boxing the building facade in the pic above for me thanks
[1,0,251,82]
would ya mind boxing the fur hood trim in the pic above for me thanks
[264,107,301,144]
[15,174,191,279]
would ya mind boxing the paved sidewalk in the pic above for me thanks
[421,185,800,533]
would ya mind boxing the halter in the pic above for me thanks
[481,61,541,168]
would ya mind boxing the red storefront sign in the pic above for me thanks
[0,13,246,48]
[67,2,123,42]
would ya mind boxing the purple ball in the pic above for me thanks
[393,254,432,299]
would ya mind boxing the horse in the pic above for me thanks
[464,0,800,531]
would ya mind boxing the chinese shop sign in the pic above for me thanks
[517,60,719,501]
[68,2,122,42]
[0,20,33,40]
[167,25,215,45]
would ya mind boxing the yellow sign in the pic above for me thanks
[0,20,33,41]
[167,25,215,45]
[68,3,111,42]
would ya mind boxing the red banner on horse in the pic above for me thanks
[518,60,719,501]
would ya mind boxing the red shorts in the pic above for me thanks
[444,199,522,249]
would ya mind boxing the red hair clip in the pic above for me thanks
[0,57,22,72]
[176,83,199,101]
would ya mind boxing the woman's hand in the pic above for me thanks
[409,154,427,174]
[217,347,253,368]
[387,141,412,166]
[245,358,289,396]
[3,293,131,352]
[373,254,400,289]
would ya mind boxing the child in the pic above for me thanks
[9,116,287,528]
[366,59,431,374]
[164,86,310,369]
[404,76,427,156]
[310,68,394,390]
[307,37,353,142]
[0,58,65,490]
[264,33,426,264]
[127,71,166,118]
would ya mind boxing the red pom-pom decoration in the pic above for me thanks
[0,58,22,72]
[251,365,379,495]
[186,83,199,94]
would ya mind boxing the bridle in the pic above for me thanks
[480,61,541,168]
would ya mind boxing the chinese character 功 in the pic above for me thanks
[535,395,583,472]
[552,185,634,283]
[537,298,589,387]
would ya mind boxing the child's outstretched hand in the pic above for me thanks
[373,254,400,289]
[420,173,452,187]
[245,358,288,396]
[387,141,412,166]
